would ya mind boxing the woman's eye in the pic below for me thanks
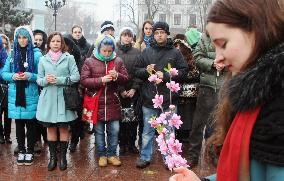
[221,42,227,48]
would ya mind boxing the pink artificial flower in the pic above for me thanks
[157,113,168,124]
[167,136,182,155]
[148,74,158,82]
[156,135,168,155]
[149,117,159,128]
[165,154,188,171]
[148,74,162,84]
[169,68,178,76]
[166,81,180,93]
[169,113,183,129]
[169,105,176,110]
[165,155,175,171]
[152,94,163,109]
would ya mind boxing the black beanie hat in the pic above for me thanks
[101,21,115,33]
[153,21,170,35]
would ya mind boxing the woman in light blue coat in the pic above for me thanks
[36,32,79,171]
[1,26,42,165]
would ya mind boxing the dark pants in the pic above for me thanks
[188,86,218,163]
[15,119,36,153]
[176,97,197,141]
[70,109,84,144]
[119,121,138,148]
[0,107,11,138]
[35,120,47,142]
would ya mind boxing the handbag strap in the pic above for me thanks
[65,77,71,86]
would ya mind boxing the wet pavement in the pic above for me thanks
[0,122,215,181]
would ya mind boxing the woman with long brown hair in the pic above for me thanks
[170,0,284,180]
[134,19,154,51]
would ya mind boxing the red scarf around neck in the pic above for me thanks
[217,106,261,181]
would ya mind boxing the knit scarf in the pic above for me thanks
[48,50,62,63]
[216,106,261,181]
[144,35,153,47]
[15,47,28,108]
[94,50,116,62]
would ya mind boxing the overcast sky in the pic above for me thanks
[72,0,117,21]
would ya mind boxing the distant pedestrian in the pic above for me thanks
[0,34,12,145]
[86,21,115,58]
[116,27,141,155]
[134,19,154,52]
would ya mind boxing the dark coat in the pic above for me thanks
[227,43,284,166]
[134,39,188,108]
[67,34,91,61]
[80,55,128,121]
[116,43,141,107]
[63,36,82,72]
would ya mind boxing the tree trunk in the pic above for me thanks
[1,16,5,33]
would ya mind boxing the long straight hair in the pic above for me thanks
[137,20,154,44]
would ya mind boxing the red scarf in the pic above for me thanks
[217,106,261,181]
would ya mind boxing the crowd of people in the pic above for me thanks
[0,0,283,180]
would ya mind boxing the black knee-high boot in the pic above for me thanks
[48,141,57,171]
[59,141,68,171]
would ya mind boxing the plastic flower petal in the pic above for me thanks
[169,113,183,129]
[148,74,158,82]
[166,81,180,93]
[169,68,178,76]
[152,94,163,109]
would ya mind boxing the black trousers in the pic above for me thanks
[119,121,138,148]
[188,86,218,162]
[0,107,11,137]
[70,109,84,144]
[15,119,36,153]
[35,120,47,142]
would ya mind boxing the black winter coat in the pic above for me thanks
[67,34,91,61]
[116,43,141,108]
[227,43,284,166]
[134,39,188,108]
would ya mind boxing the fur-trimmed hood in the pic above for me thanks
[228,43,284,112]
[14,25,35,45]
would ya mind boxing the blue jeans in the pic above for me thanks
[140,106,175,162]
[95,120,119,157]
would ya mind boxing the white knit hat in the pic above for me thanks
[119,27,134,38]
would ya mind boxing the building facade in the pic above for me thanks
[138,0,213,35]
[20,0,46,31]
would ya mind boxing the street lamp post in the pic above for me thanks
[45,0,66,31]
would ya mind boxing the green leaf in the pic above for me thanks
[157,124,165,134]
[168,63,172,70]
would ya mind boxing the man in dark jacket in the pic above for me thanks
[134,21,188,169]
[188,32,226,167]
